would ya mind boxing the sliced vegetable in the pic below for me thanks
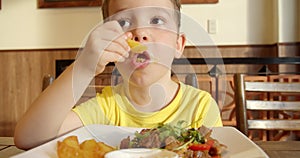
[188,140,214,151]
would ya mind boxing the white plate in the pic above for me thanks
[105,148,179,158]
[12,125,269,158]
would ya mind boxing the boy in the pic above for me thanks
[14,0,222,150]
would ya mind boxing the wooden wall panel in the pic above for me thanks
[278,43,300,73]
[0,49,77,136]
[0,43,297,136]
[183,44,278,74]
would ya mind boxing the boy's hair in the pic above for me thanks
[101,0,181,29]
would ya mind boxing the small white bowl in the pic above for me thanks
[105,148,179,158]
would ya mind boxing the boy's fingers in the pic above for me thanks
[100,50,126,64]
[116,35,130,52]
[124,32,133,40]
[108,32,131,54]
[105,41,129,58]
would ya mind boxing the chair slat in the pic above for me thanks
[248,120,300,130]
[246,100,300,110]
[234,73,300,140]
[245,82,300,93]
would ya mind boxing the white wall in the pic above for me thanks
[182,0,279,45]
[0,0,101,50]
[278,0,300,43]
[0,0,298,50]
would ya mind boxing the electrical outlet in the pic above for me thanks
[208,19,217,34]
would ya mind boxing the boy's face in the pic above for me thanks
[107,0,185,86]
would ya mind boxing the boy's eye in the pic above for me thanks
[150,17,165,25]
[118,19,131,28]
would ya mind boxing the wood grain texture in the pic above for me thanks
[38,0,102,8]
[37,0,218,8]
[255,141,300,158]
[182,0,218,4]
[0,43,296,136]
[234,73,300,140]
[0,49,77,136]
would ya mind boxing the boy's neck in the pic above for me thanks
[124,80,180,112]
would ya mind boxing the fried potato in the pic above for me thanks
[62,136,80,149]
[80,139,99,152]
[98,142,115,152]
[57,141,81,158]
[57,136,115,158]
[127,39,148,53]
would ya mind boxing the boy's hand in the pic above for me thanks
[80,21,131,75]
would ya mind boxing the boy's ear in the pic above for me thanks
[175,33,186,58]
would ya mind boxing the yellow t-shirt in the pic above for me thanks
[73,82,222,128]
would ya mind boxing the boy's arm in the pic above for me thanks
[58,111,83,136]
[14,64,86,150]
[14,21,130,150]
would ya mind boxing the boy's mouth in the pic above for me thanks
[131,51,151,68]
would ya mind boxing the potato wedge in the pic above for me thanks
[57,136,115,158]
[127,39,147,53]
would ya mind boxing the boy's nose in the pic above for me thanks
[133,36,148,42]
[132,29,149,42]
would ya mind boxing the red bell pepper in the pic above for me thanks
[188,139,215,151]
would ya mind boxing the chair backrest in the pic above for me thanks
[184,73,199,88]
[234,73,300,139]
[42,74,54,91]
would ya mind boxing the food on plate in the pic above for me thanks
[127,39,148,53]
[105,148,179,158]
[120,121,227,158]
[57,136,115,158]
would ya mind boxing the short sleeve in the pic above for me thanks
[201,98,223,127]
[72,97,103,125]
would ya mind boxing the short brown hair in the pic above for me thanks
[101,0,181,28]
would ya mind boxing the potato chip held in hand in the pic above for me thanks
[127,39,148,54]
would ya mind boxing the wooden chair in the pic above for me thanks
[234,73,300,140]
[42,74,54,91]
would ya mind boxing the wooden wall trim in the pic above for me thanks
[0,42,298,52]
[184,42,300,48]
[277,42,300,46]
[0,48,79,52]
